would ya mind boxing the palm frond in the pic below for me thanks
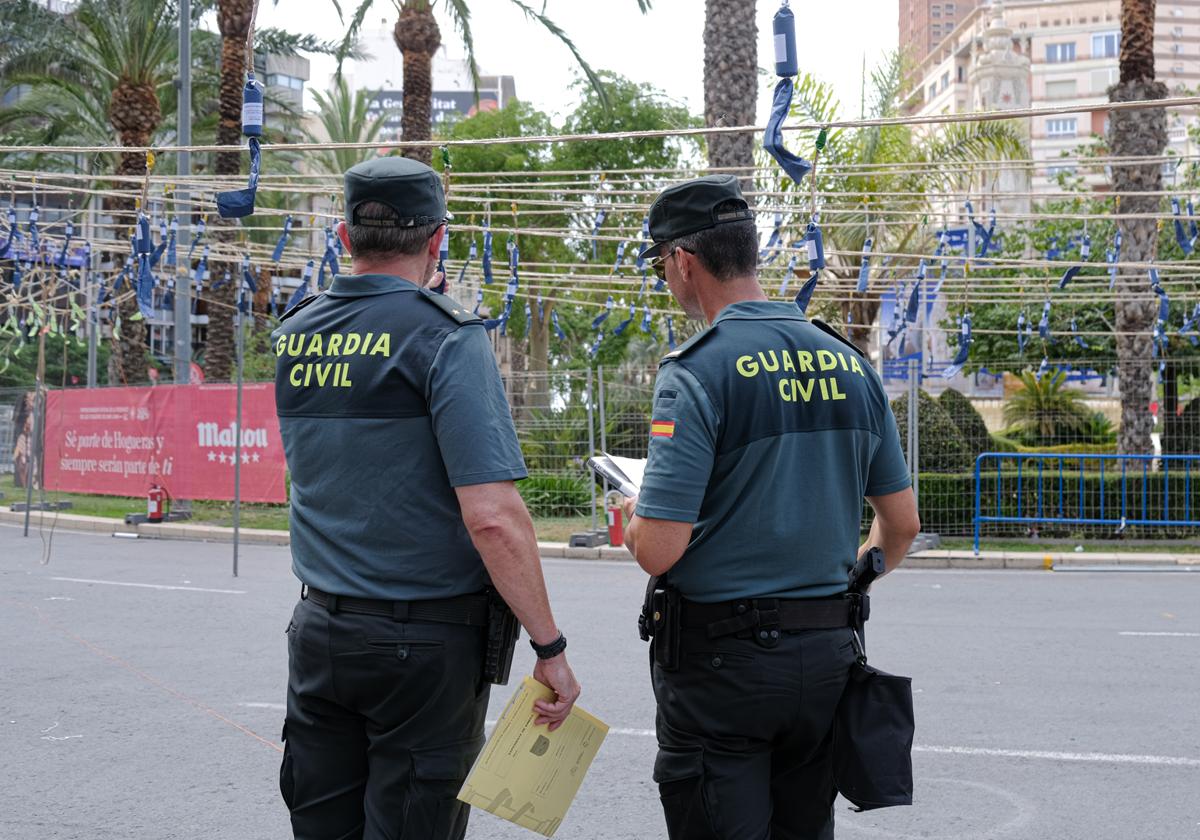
[334,0,379,78]
[506,0,609,109]
[440,0,482,96]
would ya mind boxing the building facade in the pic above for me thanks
[905,0,1200,196]
[900,0,985,63]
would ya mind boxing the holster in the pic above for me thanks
[639,574,681,671]
[483,588,520,685]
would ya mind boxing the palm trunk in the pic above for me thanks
[527,305,552,414]
[703,0,757,185]
[394,2,441,166]
[1109,0,1166,455]
[106,81,160,385]
[207,0,255,382]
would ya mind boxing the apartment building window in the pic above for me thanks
[1046,117,1078,137]
[929,83,938,101]
[1173,26,1185,38]
[1046,79,1077,99]
[267,73,304,91]
[1045,42,1076,63]
[931,3,941,17]
[944,2,955,11]
[1091,67,1119,92]
[941,71,950,91]
[1091,32,1119,58]
[957,65,965,82]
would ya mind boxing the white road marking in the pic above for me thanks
[49,577,246,594]
[238,702,286,711]
[485,720,1200,767]
[1119,631,1200,637]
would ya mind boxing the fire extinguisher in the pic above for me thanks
[147,484,171,523]
[605,490,624,548]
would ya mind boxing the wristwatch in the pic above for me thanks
[530,632,567,660]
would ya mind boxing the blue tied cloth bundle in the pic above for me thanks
[1106,230,1122,290]
[943,312,972,379]
[56,219,75,268]
[780,252,798,295]
[1172,198,1196,254]
[505,242,519,300]
[592,295,614,329]
[187,217,206,263]
[760,212,784,264]
[667,315,676,350]
[589,329,605,359]
[481,222,493,284]
[28,205,39,252]
[551,309,567,341]
[433,225,449,293]
[1038,298,1053,342]
[287,260,315,311]
[459,239,477,285]
[1179,301,1200,347]
[635,217,651,272]
[1071,317,1089,349]
[613,301,636,336]
[793,219,824,313]
[1046,236,1060,261]
[904,259,926,323]
[613,240,627,272]
[165,218,179,268]
[856,236,873,294]
[764,78,813,186]
[193,244,209,286]
[640,304,654,336]
[134,213,157,319]
[473,289,484,316]
[1017,310,1028,354]
[216,137,261,219]
[272,215,293,263]
[590,208,607,261]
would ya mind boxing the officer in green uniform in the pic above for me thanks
[272,157,580,840]
[622,175,920,840]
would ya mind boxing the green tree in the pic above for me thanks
[306,75,396,174]
[333,0,649,165]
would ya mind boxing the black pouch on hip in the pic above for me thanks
[483,588,520,685]
[651,586,682,671]
[833,652,915,811]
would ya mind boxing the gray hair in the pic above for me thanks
[348,201,442,259]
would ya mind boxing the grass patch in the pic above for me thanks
[939,536,1200,554]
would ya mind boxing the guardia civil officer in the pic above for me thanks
[621,175,920,840]
[272,157,580,840]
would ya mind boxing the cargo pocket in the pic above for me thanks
[653,745,719,840]
[279,724,296,810]
[407,739,481,839]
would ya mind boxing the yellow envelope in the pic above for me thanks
[457,676,609,837]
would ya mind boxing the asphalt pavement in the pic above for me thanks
[2,523,1198,839]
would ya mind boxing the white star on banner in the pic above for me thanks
[251,452,260,463]
[207,451,216,462]
[241,452,251,464]
[218,452,227,464]
[227,452,236,465]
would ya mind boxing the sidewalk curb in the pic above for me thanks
[5,509,1198,566]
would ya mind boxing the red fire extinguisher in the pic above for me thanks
[605,491,624,548]
[147,484,170,523]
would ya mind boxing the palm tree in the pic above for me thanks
[703,0,757,181]
[333,0,650,165]
[305,75,396,174]
[1003,371,1093,446]
[1108,0,1167,455]
[0,0,181,385]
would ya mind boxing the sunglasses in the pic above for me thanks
[647,246,694,280]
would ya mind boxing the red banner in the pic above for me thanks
[43,384,287,503]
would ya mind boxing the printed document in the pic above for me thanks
[586,453,646,497]
[458,676,609,837]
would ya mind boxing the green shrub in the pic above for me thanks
[937,388,992,458]
[518,473,592,518]
[1003,371,1093,446]
[890,390,973,473]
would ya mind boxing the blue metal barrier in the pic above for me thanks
[972,452,1200,554]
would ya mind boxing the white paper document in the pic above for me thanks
[585,453,646,497]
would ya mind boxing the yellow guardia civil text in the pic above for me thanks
[735,347,866,403]
[275,331,392,389]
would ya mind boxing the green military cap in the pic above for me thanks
[638,174,754,259]
[344,156,448,228]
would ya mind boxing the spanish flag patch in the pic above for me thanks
[650,420,676,438]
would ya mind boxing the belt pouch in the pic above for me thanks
[483,589,520,685]
[652,587,681,671]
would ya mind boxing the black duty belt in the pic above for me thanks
[303,586,490,626]
[682,596,854,640]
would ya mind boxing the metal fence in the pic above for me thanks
[9,354,1200,550]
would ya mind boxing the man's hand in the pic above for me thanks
[621,493,638,521]
[423,270,448,293]
[531,654,581,732]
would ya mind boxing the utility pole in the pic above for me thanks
[173,0,192,386]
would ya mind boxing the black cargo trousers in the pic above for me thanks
[651,625,859,840]
[280,595,490,840]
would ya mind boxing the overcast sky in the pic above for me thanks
[252,0,898,124]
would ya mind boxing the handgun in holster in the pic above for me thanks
[638,574,681,671]
[846,546,886,654]
[483,588,520,685]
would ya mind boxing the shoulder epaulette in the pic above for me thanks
[417,287,483,326]
[279,293,321,323]
[661,324,717,363]
[811,318,865,357]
